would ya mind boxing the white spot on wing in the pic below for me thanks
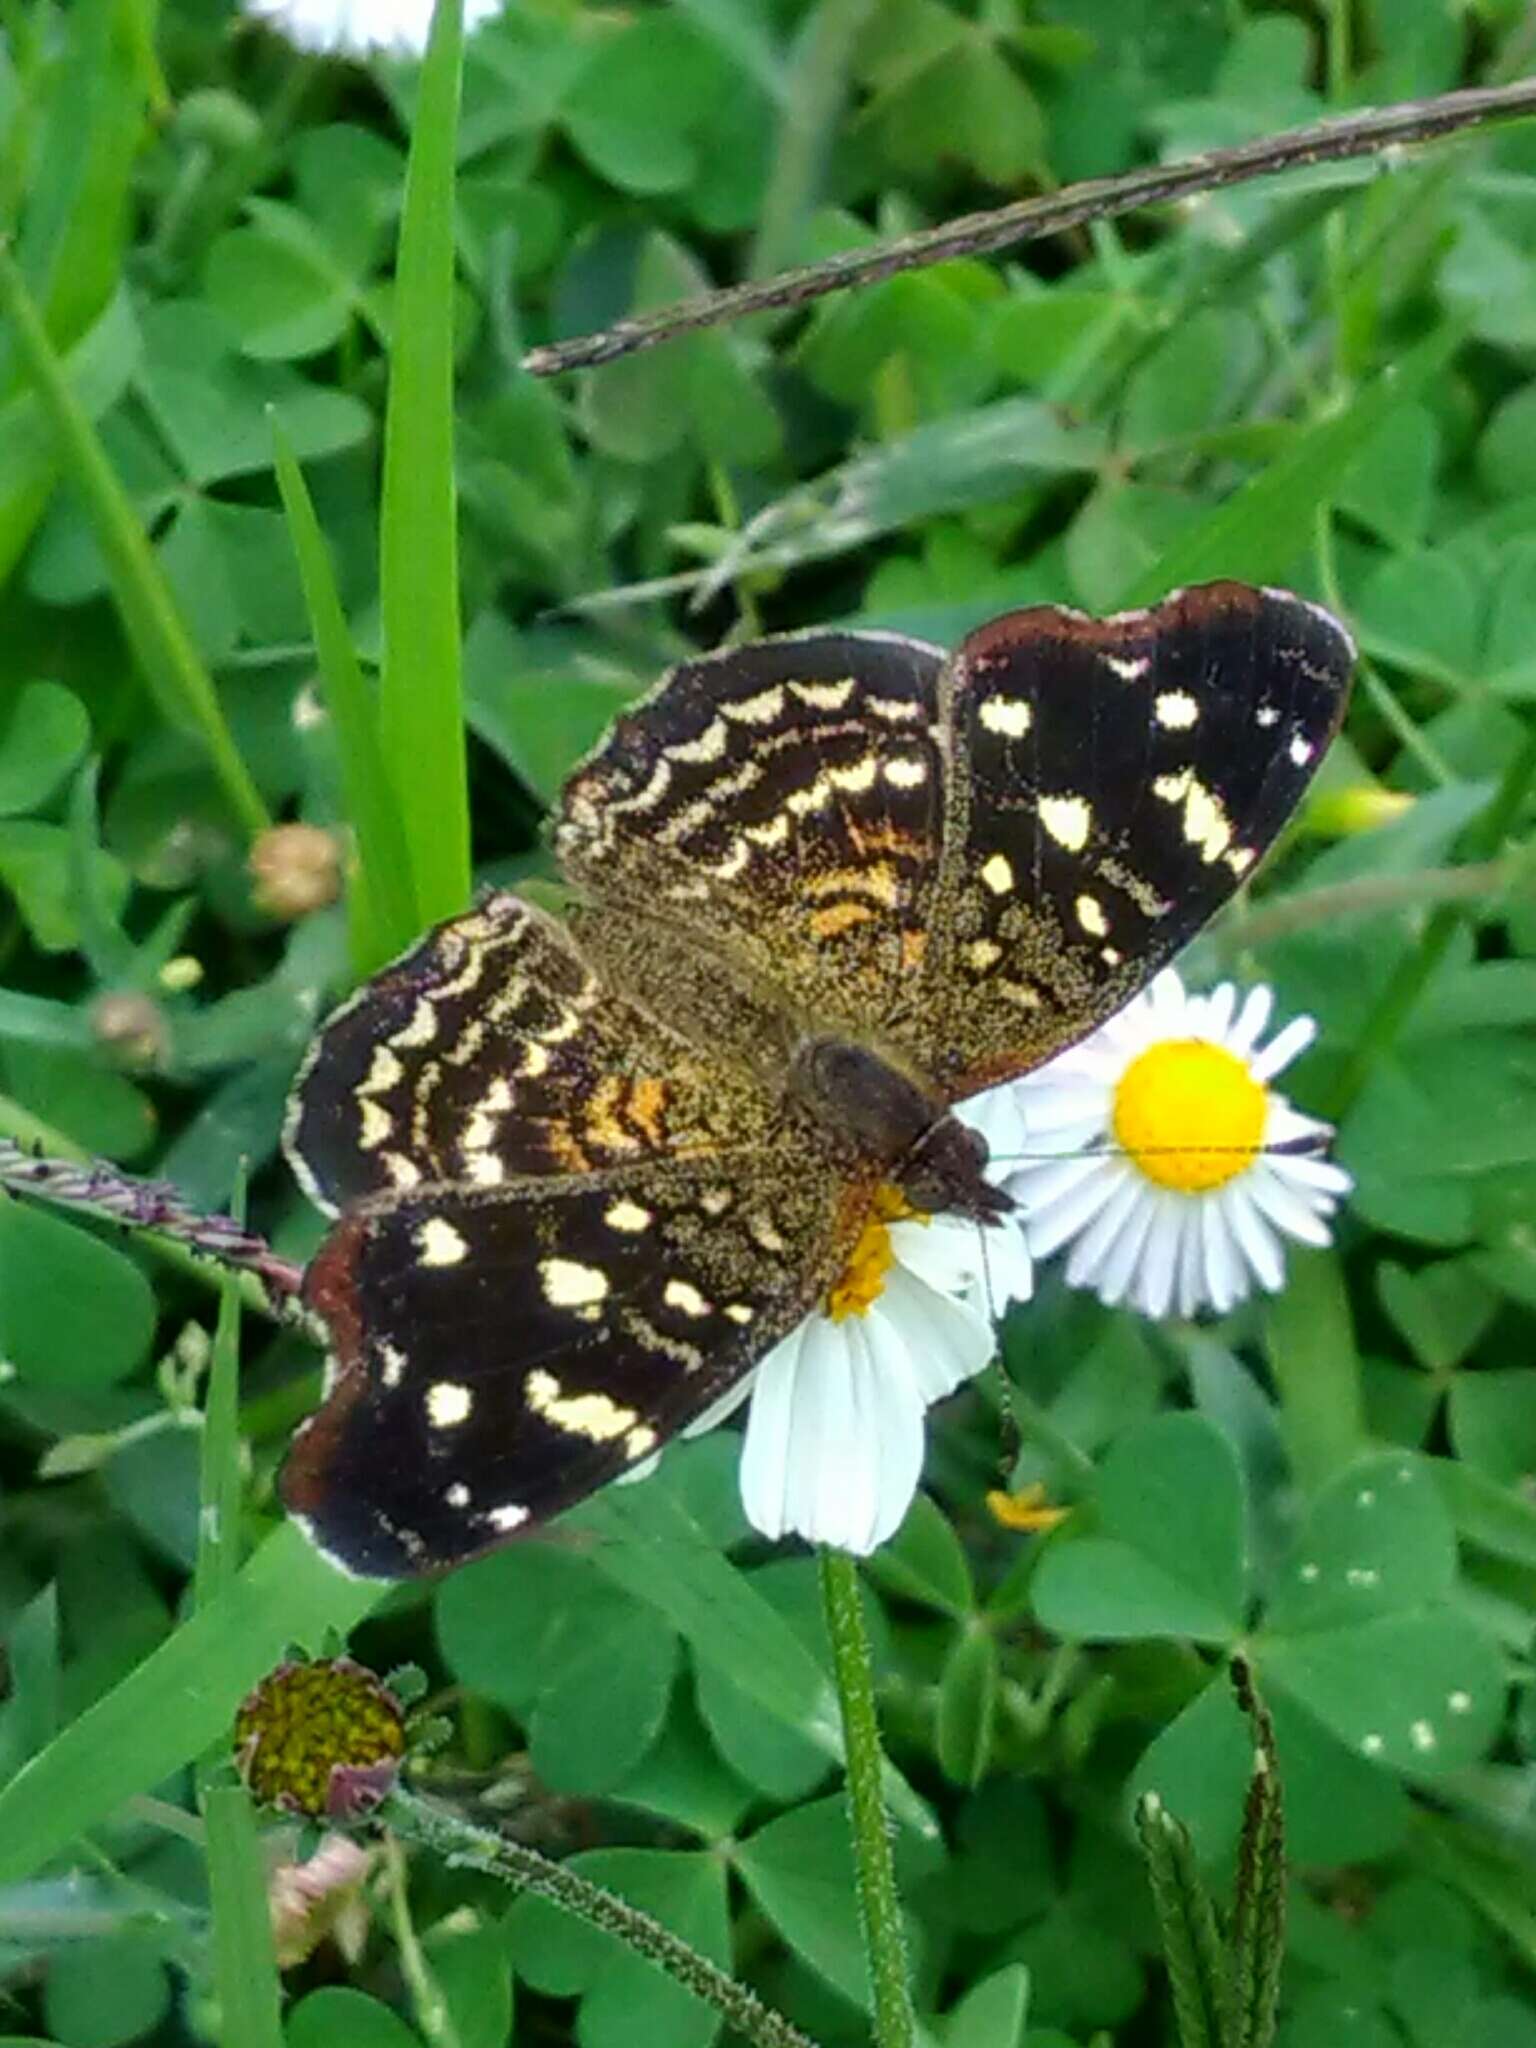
[664,1278,712,1319]
[981,851,1014,895]
[1155,690,1199,729]
[978,696,1033,738]
[539,1257,610,1309]
[427,1381,473,1428]
[417,1218,468,1266]
[1039,794,1092,851]
[1075,893,1108,937]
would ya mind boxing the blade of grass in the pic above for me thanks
[0,1522,384,1886]
[195,1186,247,1623]
[1114,320,1465,607]
[377,0,471,926]
[272,415,419,972]
[0,241,269,838]
[203,1786,284,2048]
[193,1185,284,2048]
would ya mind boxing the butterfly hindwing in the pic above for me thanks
[917,582,1354,1095]
[282,1148,868,1575]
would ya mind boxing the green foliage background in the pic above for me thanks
[1,0,1536,2044]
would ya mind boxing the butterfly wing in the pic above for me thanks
[284,891,767,1216]
[912,581,1354,1097]
[554,631,951,1044]
[282,1146,868,1576]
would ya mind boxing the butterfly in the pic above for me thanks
[281,581,1354,1575]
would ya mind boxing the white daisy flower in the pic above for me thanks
[623,1183,1031,1553]
[246,0,501,57]
[737,1190,1030,1555]
[997,969,1351,1319]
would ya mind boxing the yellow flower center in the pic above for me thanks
[826,1184,923,1320]
[1110,1038,1267,1193]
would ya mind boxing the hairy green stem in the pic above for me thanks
[818,1548,916,2048]
[381,1789,820,2048]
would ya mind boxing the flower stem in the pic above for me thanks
[379,1788,820,2048]
[817,1548,916,2048]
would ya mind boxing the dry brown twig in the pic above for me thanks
[522,78,1536,377]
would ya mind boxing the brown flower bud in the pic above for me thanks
[249,823,342,920]
[90,991,170,1070]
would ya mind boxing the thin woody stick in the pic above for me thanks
[523,78,1536,377]
[0,1139,305,1311]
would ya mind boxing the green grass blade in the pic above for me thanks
[0,1523,383,1886]
[272,415,420,972]
[204,1785,285,2048]
[195,1192,247,1622]
[377,0,472,927]
[1115,321,1465,607]
[0,242,269,838]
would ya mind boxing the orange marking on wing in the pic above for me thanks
[628,1077,669,1145]
[803,863,900,907]
[809,901,877,939]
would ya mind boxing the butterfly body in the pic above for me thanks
[283,583,1353,1577]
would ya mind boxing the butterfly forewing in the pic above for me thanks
[285,892,767,1215]
[917,582,1354,1096]
[555,631,949,1046]
[284,1149,870,1576]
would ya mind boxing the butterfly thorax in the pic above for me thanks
[788,1034,1014,1224]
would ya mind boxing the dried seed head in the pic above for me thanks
[250,823,342,920]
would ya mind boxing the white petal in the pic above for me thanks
[738,1316,929,1555]
[1064,1169,1147,1289]
[1269,1150,1353,1198]
[1221,1181,1286,1292]
[250,0,500,53]
[737,1324,810,1541]
[1131,1193,1187,1318]
[1176,1206,1207,1316]
[889,1216,984,1296]
[1251,1013,1317,1081]
[1200,1198,1249,1312]
[1092,1186,1161,1305]
[1026,1158,1127,1259]
[1229,984,1274,1054]
[1246,1164,1336,1246]
[983,1214,1035,1310]
[1202,982,1237,1042]
[956,1084,1031,1162]
[871,1265,996,1405]
[1009,1147,1108,1217]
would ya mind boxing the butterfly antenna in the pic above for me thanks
[986,1130,1335,1168]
